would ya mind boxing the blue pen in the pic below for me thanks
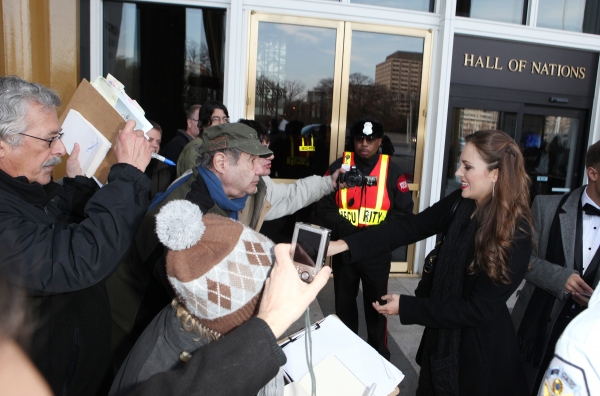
[151,152,176,166]
[143,131,176,166]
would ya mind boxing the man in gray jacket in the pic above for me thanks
[512,140,600,393]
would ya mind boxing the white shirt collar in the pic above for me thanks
[582,187,600,210]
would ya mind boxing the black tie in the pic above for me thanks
[583,203,600,216]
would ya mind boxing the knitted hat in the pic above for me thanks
[155,199,274,337]
[350,117,384,139]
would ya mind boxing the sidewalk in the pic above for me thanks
[282,275,522,396]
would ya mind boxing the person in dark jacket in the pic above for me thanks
[316,118,414,360]
[144,120,171,200]
[110,199,280,396]
[329,130,534,395]
[159,104,201,182]
[0,75,152,396]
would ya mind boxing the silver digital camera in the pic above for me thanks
[290,222,331,283]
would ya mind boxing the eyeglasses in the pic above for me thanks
[354,136,378,143]
[19,132,64,148]
[211,116,230,124]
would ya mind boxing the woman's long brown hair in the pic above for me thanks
[465,130,534,284]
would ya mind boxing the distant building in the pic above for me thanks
[375,51,423,113]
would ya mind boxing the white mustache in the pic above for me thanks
[42,157,62,167]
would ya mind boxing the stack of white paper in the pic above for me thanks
[61,109,112,177]
[284,355,370,396]
[282,316,404,396]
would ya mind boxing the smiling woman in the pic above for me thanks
[329,130,535,395]
[455,141,497,204]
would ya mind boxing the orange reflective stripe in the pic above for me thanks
[375,155,389,210]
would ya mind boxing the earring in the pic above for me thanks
[492,181,495,198]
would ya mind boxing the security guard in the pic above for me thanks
[316,117,413,360]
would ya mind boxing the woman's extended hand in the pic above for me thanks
[372,294,400,316]
[327,240,349,256]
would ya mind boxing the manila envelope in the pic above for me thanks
[57,78,126,184]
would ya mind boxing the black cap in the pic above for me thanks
[350,117,384,139]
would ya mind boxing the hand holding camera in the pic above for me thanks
[338,165,377,188]
[290,223,331,283]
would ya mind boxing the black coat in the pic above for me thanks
[130,318,285,396]
[0,164,151,396]
[343,190,531,395]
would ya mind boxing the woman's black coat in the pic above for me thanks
[343,190,531,395]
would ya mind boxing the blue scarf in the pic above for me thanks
[198,167,248,220]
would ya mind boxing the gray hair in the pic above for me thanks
[0,76,61,146]
[186,104,201,120]
[196,147,242,170]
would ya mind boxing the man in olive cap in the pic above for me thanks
[107,123,277,367]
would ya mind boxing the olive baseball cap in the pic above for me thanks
[198,123,273,157]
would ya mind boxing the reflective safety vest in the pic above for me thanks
[286,135,315,166]
[337,151,390,227]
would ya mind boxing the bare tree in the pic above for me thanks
[283,80,306,117]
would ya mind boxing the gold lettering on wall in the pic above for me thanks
[508,59,519,72]
[485,56,503,70]
[464,53,475,67]
[530,61,586,79]
[463,53,586,79]
[518,60,527,72]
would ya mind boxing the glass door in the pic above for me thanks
[247,14,433,273]
[247,15,344,179]
[519,107,586,200]
[445,99,587,202]
[444,105,519,197]
[339,23,431,272]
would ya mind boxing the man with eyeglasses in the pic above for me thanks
[176,100,230,178]
[0,75,153,395]
[316,117,413,361]
[159,104,201,181]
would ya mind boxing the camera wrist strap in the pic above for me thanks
[304,307,316,396]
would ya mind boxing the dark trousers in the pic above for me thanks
[530,297,585,395]
[332,253,391,360]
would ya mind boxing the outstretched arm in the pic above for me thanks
[263,170,341,221]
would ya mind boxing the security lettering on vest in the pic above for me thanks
[337,151,390,227]
[339,207,388,226]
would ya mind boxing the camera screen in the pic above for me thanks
[293,229,321,267]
